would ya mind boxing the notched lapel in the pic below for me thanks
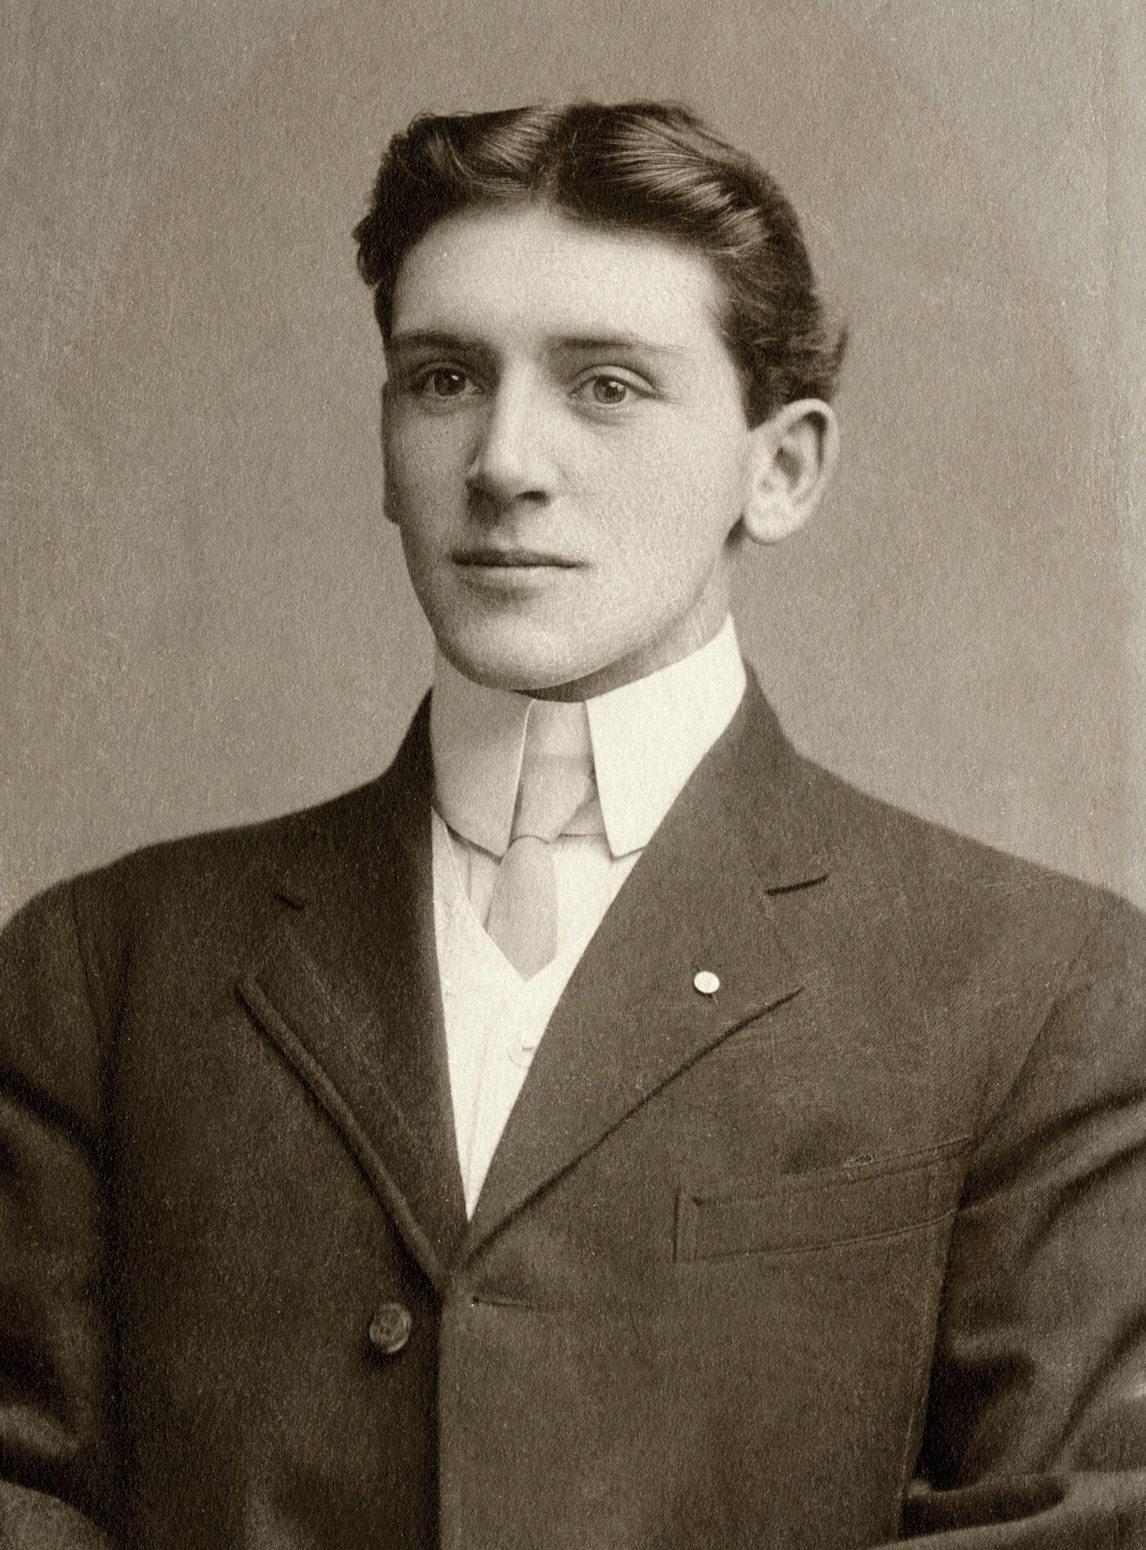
[463,682,828,1259]
[237,703,467,1287]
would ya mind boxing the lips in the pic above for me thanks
[453,546,581,568]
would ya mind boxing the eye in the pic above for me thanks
[573,372,643,408]
[413,366,475,399]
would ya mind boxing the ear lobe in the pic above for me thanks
[740,398,839,546]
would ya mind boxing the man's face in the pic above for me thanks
[381,203,759,698]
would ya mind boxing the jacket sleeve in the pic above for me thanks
[891,889,1146,1546]
[0,881,117,1544]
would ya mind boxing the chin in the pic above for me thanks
[436,623,598,697]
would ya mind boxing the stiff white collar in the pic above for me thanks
[430,617,747,860]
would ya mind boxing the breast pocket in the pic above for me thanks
[674,1138,971,1263]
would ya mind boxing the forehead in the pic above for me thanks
[389,203,727,352]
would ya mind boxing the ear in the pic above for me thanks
[739,398,839,546]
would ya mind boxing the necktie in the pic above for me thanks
[484,699,596,978]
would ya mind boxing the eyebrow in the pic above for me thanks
[387,329,686,360]
[548,334,686,360]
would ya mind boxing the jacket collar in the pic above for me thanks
[237,675,829,1281]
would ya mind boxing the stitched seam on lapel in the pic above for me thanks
[237,973,445,1288]
[282,937,425,1156]
[612,988,804,1115]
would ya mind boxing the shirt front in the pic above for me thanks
[430,616,747,1214]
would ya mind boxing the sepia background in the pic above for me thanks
[3,0,1144,920]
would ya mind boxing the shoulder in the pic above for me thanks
[1,769,400,987]
[788,753,1146,1119]
[4,697,436,999]
[797,751,1132,942]
[735,680,1133,959]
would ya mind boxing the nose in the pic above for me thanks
[466,376,552,506]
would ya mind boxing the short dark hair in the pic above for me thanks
[353,101,845,426]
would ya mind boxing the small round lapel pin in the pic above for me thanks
[693,970,720,996]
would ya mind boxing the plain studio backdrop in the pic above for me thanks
[2,0,1144,920]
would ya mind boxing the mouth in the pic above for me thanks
[453,546,582,570]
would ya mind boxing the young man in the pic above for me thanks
[2,102,1145,1548]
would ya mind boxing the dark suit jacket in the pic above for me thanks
[3,681,1146,1547]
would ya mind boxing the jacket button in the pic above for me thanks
[369,1301,413,1355]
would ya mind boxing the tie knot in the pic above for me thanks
[512,699,596,844]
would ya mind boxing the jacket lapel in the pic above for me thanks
[461,679,830,1260]
[237,699,468,1288]
[234,678,828,1280]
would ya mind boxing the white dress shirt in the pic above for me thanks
[430,616,747,1215]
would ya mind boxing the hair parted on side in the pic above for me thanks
[353,101,845,426]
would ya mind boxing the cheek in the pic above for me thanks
[606,414,744,494]
[594,429,745,552]
[383,416,470,504]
